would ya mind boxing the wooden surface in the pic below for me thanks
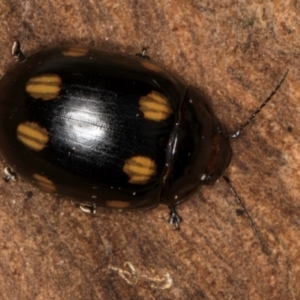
[0,1,299,299]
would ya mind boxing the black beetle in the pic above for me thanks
[0,42,287,234]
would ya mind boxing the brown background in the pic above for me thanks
[0,1,299,299]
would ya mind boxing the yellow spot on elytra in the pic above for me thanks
[140,60,163,73]
[62,47,89,57]
[26,74,62,100]
[139,91,172,122]
[17,122,49,151]
[106,200,131,209]
[123,156,157,185]
[33,174,56,192]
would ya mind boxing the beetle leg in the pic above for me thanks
[78,203,97,215]
[3,167,17,182]
[168,206,182,229]
[135,48,150,60]
[11,41,26,62]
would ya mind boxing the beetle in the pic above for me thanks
[0,42,287,234]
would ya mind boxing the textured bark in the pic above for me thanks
[0,1,299,299]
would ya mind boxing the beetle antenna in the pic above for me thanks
[230,69,289,139]
[222,175,269,254]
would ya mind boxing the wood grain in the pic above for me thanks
[0,1,299,299]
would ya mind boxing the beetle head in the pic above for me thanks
[201,124,232,184]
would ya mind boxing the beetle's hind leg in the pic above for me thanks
[12,41,25,61]
[168,206,182,229]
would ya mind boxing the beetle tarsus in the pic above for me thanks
[79,203,96,215]
[169,206,182,229]
[136,48,150,60]
[12,41,26,61]
[3,167,17,182]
